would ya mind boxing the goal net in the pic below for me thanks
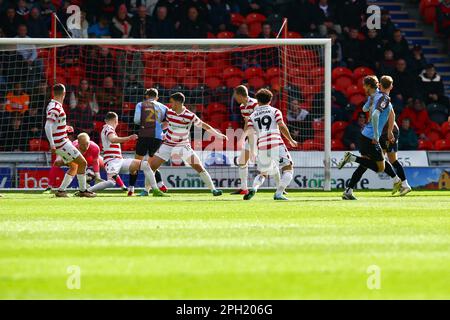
[0,38,331,190]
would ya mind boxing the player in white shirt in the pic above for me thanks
[44,84,96,198]
[232,85,283,195]
[87,112,166,196]
[240,89,298,201]
[150,92,228,196]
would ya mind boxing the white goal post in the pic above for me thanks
[0,38,331,191]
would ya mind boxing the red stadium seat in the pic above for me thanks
[205,66,223,78]
[434,139,449,151]
[230,13,245,26]
[418,139,433,150]
[423,7,437,24]
[245,13,266,24]
[270,77,282,92]
[427,130,442,142]
[331,139,345,151]
[207,103,227,114]
[353,67,374,80]
[332,67,353,81]
[159,77,177,89]
[221,121,240,132]
[349,94,366,107]
[177,67,195,79]
[265,67,281,80]
[286,31,302,38]
[223,67,244,79]
[313,120,324,132]
[182,77,201,89]
[248,76,266,89]
[346,85,362,98]
[420,0,440,15]
[144,76,154,88]
[248,22,262,38]
[94,121,104,133]
[226,76,244,88]
[332,121,348,136]
[441,121,450,135]
[122,102,135,113]
[302,139,321,151]
[335,76,354,93]
[122,139,137,151]
[29,139,50,151]
[244,67,264,79]
[207,32,216,38]
[205,77,223,90]
[217,31,235,38]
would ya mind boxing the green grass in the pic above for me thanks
[0,190,449,299]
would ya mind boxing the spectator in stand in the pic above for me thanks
[330,31,344,68]
[285,0,321,35]
[398,118,418,150]
[155,0,183,27]
[70,79,99,114]
[151,5,176,38]
[27,7,49,38]
[407,44,427,76]
[16,0,30,19]
[319,18,342,37]
[97,76,123,117]
[379,9,396,43]
[16,23,45,84]
[88,15,111,38]
[71,101,96,137]
[207,0,231,34]
[390,59,417,110]
[387,30,410,60]
[287,99,309,122]
[126,0,159,16]
[418,64,449,107]
[178,6,207,38]
[2,7,24,37]
[57,45,81,67]
[343,112,367,151]
[111,4,133,38]
[342,28,362,69]
[22,107,45,141]
[398,98,433,137]
[362,29,384,70]
[96,0,116,21]
[258,22,274,38]
[131,5,152,38]
[3,117,27,151]
[69,10,90,38]
[5,82,29,114]
[182,0,208,21]
[378,49,396,76]
[39,0,56,28]
[331,87,349,121]
[336,0,366,31]
[235,23,250,38]
[86,47,117,87]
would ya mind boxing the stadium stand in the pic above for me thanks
[0,0,449,152]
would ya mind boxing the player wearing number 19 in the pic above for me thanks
[241,89,298,201]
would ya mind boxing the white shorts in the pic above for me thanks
[55,142,81,164]
[104,158,134,176]
[257,144,293,173]
[155,144,195,162]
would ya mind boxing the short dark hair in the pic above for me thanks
[145,88,158,99]
[255,88,273,105]
[363,75,379,89]
[234,85,248,97]
[53,83,66,96]
[105,111,118,122]
[170,92,185,104]
[380,75,393,89]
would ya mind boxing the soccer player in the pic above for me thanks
[88,112,165,196]
[44,84,96,198]
[130,88,168,196]
[149,92,227,196]
[43,132,127,192]
[338,76,402,199]
[241,89,298,201]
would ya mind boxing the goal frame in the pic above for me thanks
[0,38,332,191]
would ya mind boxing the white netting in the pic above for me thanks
[0,39,330,189]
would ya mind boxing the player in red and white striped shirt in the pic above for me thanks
[87,112,166,197]
[241,89,298,201]
[44,84,95,198]
[230,85,259,195]
[151,92,228,196]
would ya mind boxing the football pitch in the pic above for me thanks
[0,190,449,299]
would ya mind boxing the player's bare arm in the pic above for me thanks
[278,122,298,148]
[387,109,395,143]
[201,121,228,141]
[108,133,138,144]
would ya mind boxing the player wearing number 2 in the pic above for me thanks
[241,89,298,201]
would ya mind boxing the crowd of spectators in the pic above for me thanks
[0,0,449,151]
